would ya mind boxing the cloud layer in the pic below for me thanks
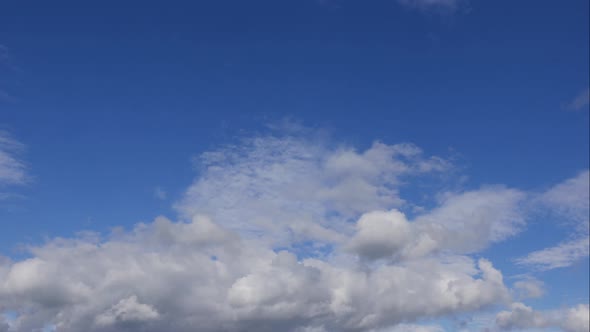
[0,215,510,332]
[496,302,589,332]
[0,132,587,331]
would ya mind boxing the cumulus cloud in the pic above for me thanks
[0,132,585,331]
[0,132,526,332]
[348,186,526,261]
[0,215,511,332]
[496,302,589,332]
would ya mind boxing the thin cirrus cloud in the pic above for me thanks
[0,130,587,332]
[396,0,466,11]
[566,88,590,111]
[514,236,590,271]
[153,187,167,200]
[0,131,27,189]
[515,170,590,270]
[319,0,467,13]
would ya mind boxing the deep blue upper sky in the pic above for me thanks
[0,0,588,247]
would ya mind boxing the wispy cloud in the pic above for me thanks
[0,89,16,103]
[0,131,27,187]
[0,45,18,104]
[540,170,590,233]
[511,277,545,300]
[318,0,469,14]
[565,88,590,111]
[396,0,467,12]
[515,236,589,271]
[176,134,451,246]
[515,170,590,270]
[154,187,167,200]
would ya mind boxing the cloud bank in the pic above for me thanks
[0,132,587,331]
[496,302,589,332]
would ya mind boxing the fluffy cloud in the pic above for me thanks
[0,133,586,331]
[0,215,510,332]
[496,302,589,332]
[348,187,526,261]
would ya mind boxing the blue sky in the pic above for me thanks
[0,1,588,331]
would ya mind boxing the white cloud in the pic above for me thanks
[414,188,526,252]
[512,277,545,300]
[348,187,526,261]
[0,215,510,332]
[540,170,589,232]
[348,209,414,260]
[496,302,589,332]
[0,132,526,331]
[515,236,589,270]
[0,131,26,187]
[95,295,159,327]
[516,171,590,270]
[176,135,449,247]
[1,131,585,332]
